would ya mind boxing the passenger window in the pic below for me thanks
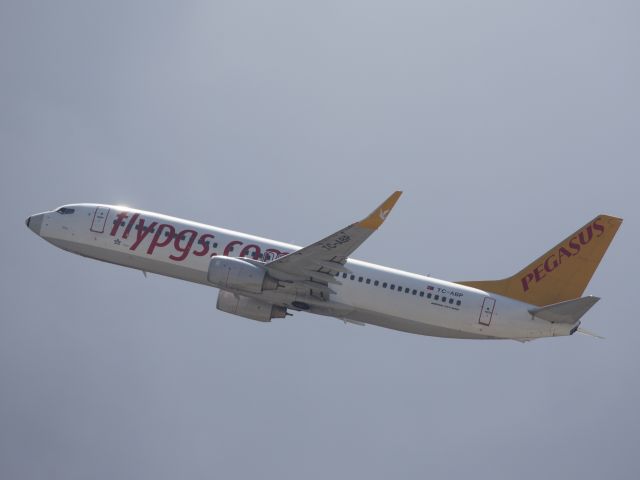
[397,286,402,292]
[412,289,417,295]
[374,280,379,286]
[390,285,395,290]
[366,279,371,284]
[213,242,218,248]
[342,273,347,279]
[434,295,439,300]
[358,277,363,282]
[419,291,424,297]
[427,293,432,299]
[449,298,454,304]
[350,275,355,280]
[442,297,446,303]
[382,282,387,288]
[405,288,410,293]
[456,300,461,306]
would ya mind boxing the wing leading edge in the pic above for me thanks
[263,191,402,299]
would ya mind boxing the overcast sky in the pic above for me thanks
[1,1,639,479]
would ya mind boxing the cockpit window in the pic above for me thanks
[56,207,75,214]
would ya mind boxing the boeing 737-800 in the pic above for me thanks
[26,193,622,341]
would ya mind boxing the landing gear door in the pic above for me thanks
[90,206,110,233]
[478,297,496,326]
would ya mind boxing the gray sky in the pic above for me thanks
[1,1,639,479]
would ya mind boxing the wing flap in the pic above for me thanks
[311,260,352,274]
[300,269,343,285]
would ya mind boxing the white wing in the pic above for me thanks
[263,191,402,300]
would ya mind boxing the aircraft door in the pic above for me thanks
[478,297,496,326]
[90,206,110,233]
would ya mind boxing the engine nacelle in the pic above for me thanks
[216,290,287,322]
[207,256,278,294]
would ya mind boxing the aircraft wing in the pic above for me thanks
[264,191,402,299]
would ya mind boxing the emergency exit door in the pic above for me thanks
[90,206,110,233]
[478,297,496,326]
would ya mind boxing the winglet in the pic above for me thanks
[357,191,403,230]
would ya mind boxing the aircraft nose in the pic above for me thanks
[26,213,44,235]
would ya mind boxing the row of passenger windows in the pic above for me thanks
[110,218,459,306]
[339,272,462,306]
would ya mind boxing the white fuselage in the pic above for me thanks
[28,204,575,340]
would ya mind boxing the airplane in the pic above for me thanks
[25,192,622,341]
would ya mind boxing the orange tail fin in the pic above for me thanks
[459,215,622,306]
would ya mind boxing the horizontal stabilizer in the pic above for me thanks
[528,296,600,324]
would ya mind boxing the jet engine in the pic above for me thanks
[207,256,279,294]
[216,290,287,322]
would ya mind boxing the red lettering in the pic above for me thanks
[558,246,572,263]
[224,240,243,256]
[130,219,158,250]
[521,272,535,292]
[533,264,546,282]
[193,234,215,257]
[122,213,139,239]
[593,218,605,237]
[240,244,261,259]
[544,254,558,273]
[170,229,197,261]
[568,237,581,255]
[110,211,129,236]
[264,248,288,261]
[578,226,593,246]
[147,224,175,254]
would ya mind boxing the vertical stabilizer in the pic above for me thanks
[459,215,622,306]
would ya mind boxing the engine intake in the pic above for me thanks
[207,256,278,293]
[216,290,287,322]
